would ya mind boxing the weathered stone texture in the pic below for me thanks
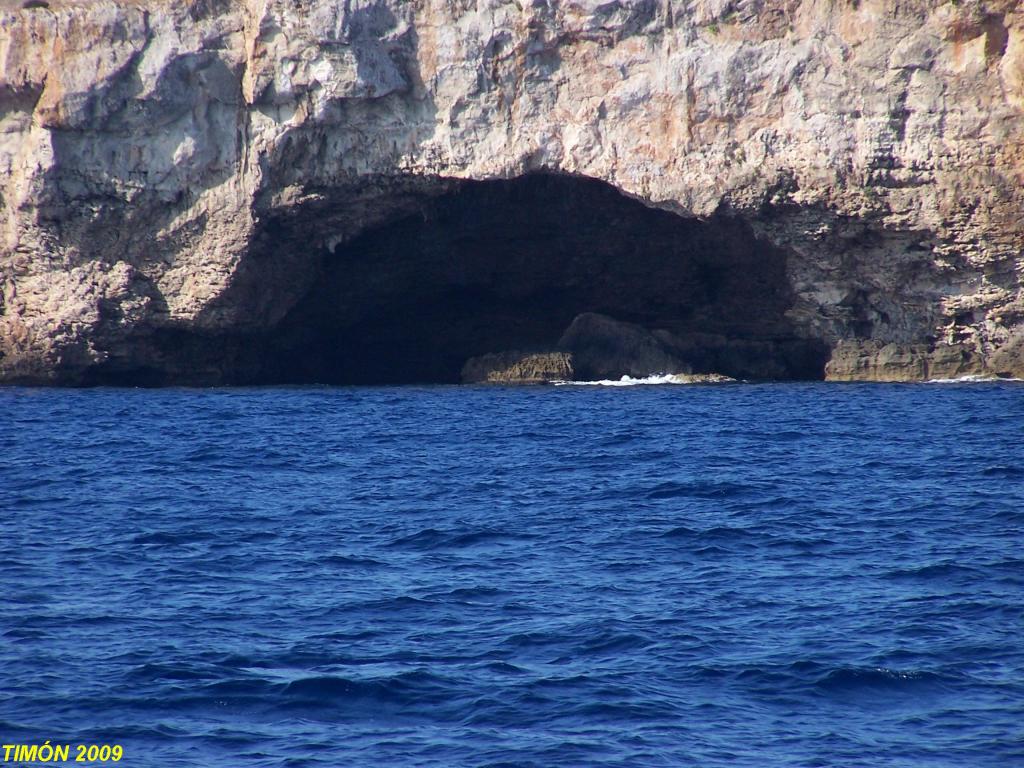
[1,0,1022,383]
[462,350,574,384]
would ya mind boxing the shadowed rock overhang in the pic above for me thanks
[72,174,830,385]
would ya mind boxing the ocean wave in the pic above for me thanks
[127,663,218,682]
[686,661,960,695]
[320,554,387,568]
[814,666,958,693]
[644,479,752,499]
[385,527,530,550]
[132,530,215,546]
[661,524,756,542]
[981,464,1024,478]
[925,374,1024,384]
[884,562,981,581]
[553,373,732,386]
[280,674,400,701]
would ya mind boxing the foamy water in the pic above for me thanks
[555,373,1024,386]
[925,374,1024,384]
[553,373,730,386]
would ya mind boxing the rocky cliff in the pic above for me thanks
[1,0,1022,384]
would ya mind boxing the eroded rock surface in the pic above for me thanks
[462,351,573,384]
[1,0,1023,384]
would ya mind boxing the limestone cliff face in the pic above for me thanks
[1,0,1023,384]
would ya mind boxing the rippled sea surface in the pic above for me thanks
[3,383,1024,767]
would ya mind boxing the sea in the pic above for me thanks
[2,380,1023,767]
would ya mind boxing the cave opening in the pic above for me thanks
[252,174,828,385]
[82,173,831,386]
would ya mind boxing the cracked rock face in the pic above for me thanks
[1,0,1022,384]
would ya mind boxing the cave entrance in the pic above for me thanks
[257,173,827,385]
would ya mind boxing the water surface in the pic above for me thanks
[2,383,1023,766]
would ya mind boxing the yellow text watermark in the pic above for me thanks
[2,743,123,763]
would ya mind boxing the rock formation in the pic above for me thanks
[461,312,745,384]
[1,0,1022,384]
[462,350,573,383]
[556,312,691,380]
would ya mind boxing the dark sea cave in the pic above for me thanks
[85,174,830,386]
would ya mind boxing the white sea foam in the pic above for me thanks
[925,374,1024,384]
[553,374,725,387]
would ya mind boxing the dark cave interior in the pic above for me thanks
[85,174,830,386]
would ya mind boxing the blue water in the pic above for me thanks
[2,382,1023,767]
